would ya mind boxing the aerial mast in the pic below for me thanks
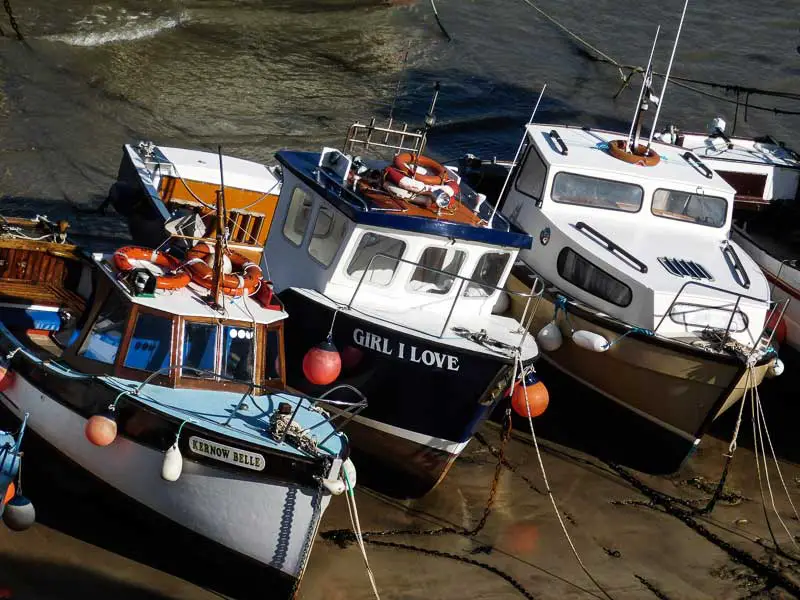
[210,145,227,310]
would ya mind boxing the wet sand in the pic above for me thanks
[3,392,800,600]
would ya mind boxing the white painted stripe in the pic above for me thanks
[0,302,60,312]
[349,413,471,455]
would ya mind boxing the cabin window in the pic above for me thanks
[551,172,643,213]
[408,247,466,294]
[283,187,313,246]
[557,248,632,307]
[651,189,727,228]
[78,292,127,364]
[265,327,282,380]
[308,204,348,267]
[346,232,406,286]
[222,326,254,382]
[465,252,510,297]
[515,147,548,201]
[183,322,217,376]
[124,313,172,371]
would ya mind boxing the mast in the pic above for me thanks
[413,82,440,174]
[626,26,660,152]
[211,145,227,308]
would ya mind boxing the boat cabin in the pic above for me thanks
[501,124,771,345]
[263,145,534,330]
[49,252,287,393]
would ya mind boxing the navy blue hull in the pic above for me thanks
[279,289,517,498]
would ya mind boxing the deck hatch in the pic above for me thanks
[658,257,713,281]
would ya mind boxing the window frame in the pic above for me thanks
[344,230,407,288]
[556,247,633,307]
[463,251,511,297]
[550,171,645,214]
[307,202,349,269]
[406,246,467,296]
[650,187,728,229]
[513,144,548,202]
[282,185,315,247]
[121,311,175,373]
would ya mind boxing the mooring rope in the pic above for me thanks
[344,470,382,600]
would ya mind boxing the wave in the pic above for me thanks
[45,12,186,47]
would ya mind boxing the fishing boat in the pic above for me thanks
[458,15,783,470]
[104,90,543,498]
[653,119,800,352]
[0,213,363,598]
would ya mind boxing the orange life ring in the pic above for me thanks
[393,152,452,186]
[185,242,262,297]
[607,140,660,167]
[112,246,191,290]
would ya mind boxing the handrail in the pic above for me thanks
[574,221,648,274]
[681,151,714,179]
[549,130,568,155]
[721,242,751,289]
[653,279,767,340]
[344,118,424,156]
[345,251,544,350]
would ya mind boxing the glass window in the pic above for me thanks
[183,322,217,376]
[265,328,282,380]
[79,292,128,364]
[515,147,548,200]
[408,247,466,294]
[651,189,727,228]
[552,172,643,213]
[346,232,406,287]
[124,313,172,371]
[308,204,348,267]
[465,252,510,297]
[557,248,632,307]
[223,325,254,382]
[283,187,313,246]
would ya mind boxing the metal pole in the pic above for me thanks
[414,82,440,175]
[487,83,547,229]
[647,0,689,149]
[626,26,660,151]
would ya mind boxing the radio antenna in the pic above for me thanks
[413,82,441,175]
[647,0,689,150]
[487,82,547,229]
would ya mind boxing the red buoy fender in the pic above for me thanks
[185,243,263,297]
[113,246,191,290]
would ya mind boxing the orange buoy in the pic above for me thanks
[766,311,787,346]
[341,345,364,371]
[2,482,14,506]
[85,410,118,447]
[0,357,14,393]
[302,338,342,386]
[511,372,549,418]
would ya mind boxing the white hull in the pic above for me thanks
[1,375,329,581]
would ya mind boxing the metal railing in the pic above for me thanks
[344,251,544,351]
[344,118,425,157]
[653,279,780,351]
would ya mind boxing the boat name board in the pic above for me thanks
[352,328,460,372]
[188,436,265,471]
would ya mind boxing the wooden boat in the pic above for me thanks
[0,214,363,598]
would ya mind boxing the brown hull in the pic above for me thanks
[506,275,768,445]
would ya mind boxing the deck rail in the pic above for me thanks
[344,118,425,157]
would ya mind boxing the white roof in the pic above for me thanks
[527,124,736,196]
[93,253,288,325]
[153,146,281,195]
[669,133,800,169]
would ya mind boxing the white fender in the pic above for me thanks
[767,358,784,378]
[492,292,510,315]
[572,330,609,352]
[161,442,183,482]
[383,182,415,199]
[342,457,357,489]
[537,321,563,352]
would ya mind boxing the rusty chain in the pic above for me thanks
[3,0,22,41]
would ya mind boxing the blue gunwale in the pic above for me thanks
[276,150,534,249]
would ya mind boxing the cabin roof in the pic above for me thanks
[276,150,533,250]
[93,253,288,325]
[527,125,736,196]
[669,133,800,170]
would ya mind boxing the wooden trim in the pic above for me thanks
[114,303,139,377]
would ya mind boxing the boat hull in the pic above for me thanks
[505,274,768,469]
[279,288,518,498]
[0,373,328,598]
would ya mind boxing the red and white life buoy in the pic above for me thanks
[113,246,191,290]
[185,243,262,297]
[393,153,451,186]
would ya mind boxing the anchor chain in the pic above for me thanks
[322,409,536,598]
[3,0,22,41]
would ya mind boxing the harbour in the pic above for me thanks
[1,0,800,598]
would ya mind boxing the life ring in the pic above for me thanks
[383,166,460,198]
[112,246,191,290]
[393,152,453,186]
[607,140,660,167]
[185,242,262,297]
